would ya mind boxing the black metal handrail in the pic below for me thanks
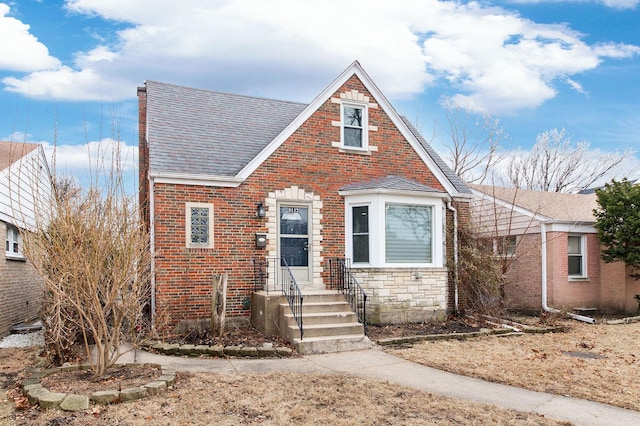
[252,257,303,340]
[327,258,367,334]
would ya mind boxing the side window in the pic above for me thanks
[341,104,367,149]
[352,206,369,263]
[186,203,214,249]
[568,235,585,277]
[5,224,23,259]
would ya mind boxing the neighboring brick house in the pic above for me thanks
[0,141,51,336]
[139,62,472,346]
[470,184,638,315]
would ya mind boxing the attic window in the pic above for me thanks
[341,103,367,150]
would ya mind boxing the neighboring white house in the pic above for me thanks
[0,141,52,336]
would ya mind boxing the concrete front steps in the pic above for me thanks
[281,290,372,354]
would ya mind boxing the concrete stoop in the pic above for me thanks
[281,290,371,354]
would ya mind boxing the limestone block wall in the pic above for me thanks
[352,267,448,325]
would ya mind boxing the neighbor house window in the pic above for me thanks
[385,204,432,263]
[341,104,367,149]
[496,236,517,256]
[185,203,214,248]
[5,224,22,259]
[352,205,369,263]
[568,235,585,277]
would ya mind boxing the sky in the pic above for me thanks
[1,0,638,191]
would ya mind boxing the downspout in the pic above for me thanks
[446,200,459,312]
[540,222,594,324]
[149,177,156,326]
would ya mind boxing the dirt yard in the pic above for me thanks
[1,345,566,425]
[2,317,638,424]
[385,319,640,412]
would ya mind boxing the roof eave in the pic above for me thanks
[150,172,243,188]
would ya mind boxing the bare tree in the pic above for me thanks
[440,108,506,184]
[507,128,633,193]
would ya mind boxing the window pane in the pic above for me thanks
[344,128,362,147]
[280,207,308,235]
[190,207,209,244]
[280,237,309,267]
[568,236,581,254]
[568,255,582,275]
[352,206,368,234]
[352,206,369,263]
[343,106,362,127]
[385,204,432,263]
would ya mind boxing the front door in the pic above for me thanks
[278,204,311,284]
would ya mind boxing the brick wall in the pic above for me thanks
[503,233,543,311]
[0,221,42,337]
[148,75,457,329]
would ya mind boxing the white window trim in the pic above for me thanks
[5,223,25,260]
[345,193,444,268]
[568,234,587,280]
[340,102,368,151]
[185,202,214,249]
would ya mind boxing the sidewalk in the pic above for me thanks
[121,346,640,426]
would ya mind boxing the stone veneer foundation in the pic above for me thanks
[353,267,448,325]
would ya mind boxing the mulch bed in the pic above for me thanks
[366,319,483,342]
[39,364,160,395]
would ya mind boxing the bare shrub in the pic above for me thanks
[455,222,505,318]
[22,144,151,376]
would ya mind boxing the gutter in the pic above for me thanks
[540,222,595,324]
[149,177,156,326]
[446,201,459,312]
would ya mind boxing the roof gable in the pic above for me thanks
[144,61,470,196]
[0,141,39,171]
[470,184,598,222]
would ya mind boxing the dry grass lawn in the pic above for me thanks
[1,348,567,425]
[387,319,640,412]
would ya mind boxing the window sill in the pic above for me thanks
[568,276,589,282]
[5,253,26,262]
[338,147,372,156]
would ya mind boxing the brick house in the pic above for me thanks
[471,184,639,316]
[139,62,472,351]
[0,141,51,336]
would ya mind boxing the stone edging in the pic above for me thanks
[143,341,295,358]
[21,363,176,411]
[375,326,564,346]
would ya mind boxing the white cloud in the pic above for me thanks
[0,3,60,72]
[507,0,639,9]
[2,0,639,113]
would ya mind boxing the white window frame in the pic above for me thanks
[345,193,444,268]
[340,102,368,151]
[185,202,214,249]
[568,234,587,279]
[5,223,24,260]
[350,204,371,264]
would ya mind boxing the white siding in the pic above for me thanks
[0,147,52,230]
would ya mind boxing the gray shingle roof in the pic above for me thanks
[145,81,306,176]
[340,175,445,194]
[144,79,471,199]
[400,117,472,195]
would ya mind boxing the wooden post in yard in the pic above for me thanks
[211,273,228,337]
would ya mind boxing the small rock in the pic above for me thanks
[119,387,148,402]
[60,394,89,411]
[275,347,293,356]
[224,346,243,356]
[158,374,175,387]
[239,347,258,357]
[144,381,167,395]
[205,345,224,356]
[91,390,120,405]
[39,392,67,409]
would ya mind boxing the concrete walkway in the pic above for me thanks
[121,347,640,426]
